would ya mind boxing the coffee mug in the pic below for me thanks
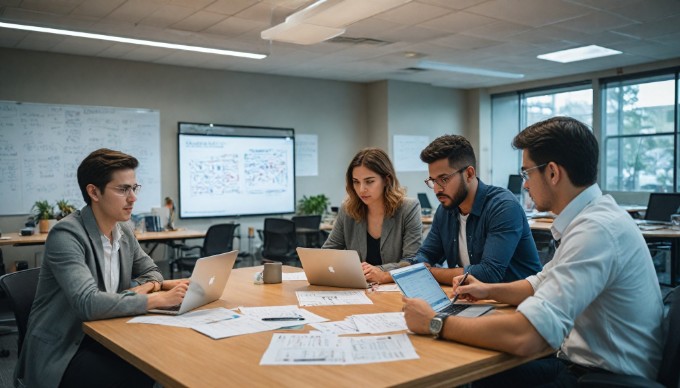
[263,262,282,284]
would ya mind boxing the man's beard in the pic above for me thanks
[438,179,468,211]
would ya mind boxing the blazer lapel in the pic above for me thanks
[80,206,106,289]
[356,220,368,261]
[380,215,395,250]
[117,226,133,291]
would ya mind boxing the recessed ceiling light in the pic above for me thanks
[417,60,524,79]
[537,45,621,63]
[0,21,267,60]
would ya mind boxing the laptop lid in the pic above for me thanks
[149,250,238,315]
[417,193,432,209]
[296,247,369,289]
[645,193,680,223]
[390,263,492,317]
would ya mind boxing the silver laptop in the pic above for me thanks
[391,263,492,317]
[296,247,369,289]
[149,250,238,315]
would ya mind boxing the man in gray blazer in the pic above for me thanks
[15,149,189,388]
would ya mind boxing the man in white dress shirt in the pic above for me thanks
[402,116,664,386]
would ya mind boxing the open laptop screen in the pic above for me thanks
[645,193,680,222]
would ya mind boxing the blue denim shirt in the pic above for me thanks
[415,179,542,283]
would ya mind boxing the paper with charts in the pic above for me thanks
[295,290,373,306]
[309,312,407,335]
[260,333,419,365]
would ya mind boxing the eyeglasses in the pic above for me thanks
[424,166,469,189]
[108,184,142,197]
[519,164,547,181]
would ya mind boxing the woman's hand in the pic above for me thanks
[362,262,392,284]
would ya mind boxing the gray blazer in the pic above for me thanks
[15,206,162,388]
[322,197,422,271]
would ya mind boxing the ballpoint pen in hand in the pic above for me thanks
[451,271,469,304]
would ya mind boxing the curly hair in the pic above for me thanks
[343,148,405,222]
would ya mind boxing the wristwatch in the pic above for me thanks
[429,313,448,339]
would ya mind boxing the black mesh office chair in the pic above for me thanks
[0,267,40,356]
[578,286,680,388]
[262,218,298,265]
[173,223,240,277]
[292,215,322,248]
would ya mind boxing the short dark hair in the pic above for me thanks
[77,148,139,205]
[512,116,598,187]
[420,134,476,170]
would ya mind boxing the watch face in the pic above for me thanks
[429,317,443,336]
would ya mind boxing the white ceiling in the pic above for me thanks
[1,0,679,89]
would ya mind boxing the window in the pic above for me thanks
[603,74,677,192]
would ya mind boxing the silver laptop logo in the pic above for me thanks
[328,266,335,273]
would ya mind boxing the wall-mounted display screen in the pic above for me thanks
[178,123,295,218]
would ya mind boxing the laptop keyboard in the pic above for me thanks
[154,304,181,312]
[439,303,469,315]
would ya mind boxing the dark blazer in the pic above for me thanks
[322,197,422,271]
[15,206,162,388]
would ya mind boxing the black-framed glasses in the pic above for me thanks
[519,164,547,181]
[424,166,469,189]
[108,184,142,197]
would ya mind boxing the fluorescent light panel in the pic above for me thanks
[0,21,267,60]
[417,60,525,79]
[262,0,410,45]
[537,45,621,63]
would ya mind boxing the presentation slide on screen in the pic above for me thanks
[178,134,295,218]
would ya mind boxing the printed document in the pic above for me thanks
[238,305,328,329]
[296,290,373,306]
[192,314,273,339]
[260,333,419,365]
[128,307,239,328]
[349,312,408,334]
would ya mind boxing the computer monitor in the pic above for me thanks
[507,174,523,195]
[644,193,680,222]
[417,193,432,210]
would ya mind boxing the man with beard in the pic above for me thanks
[414,135,542,285]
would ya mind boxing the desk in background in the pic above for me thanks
[530,220,680,286]
[84,266,549,388]
[0,229,205,247]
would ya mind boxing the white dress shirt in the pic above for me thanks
[100,224,122,293]
[517,184,664,379]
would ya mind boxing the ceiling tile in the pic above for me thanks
[138,5,194,28]
[234,2,278,23]
[420,11,498,33]
[553,10,637,34]
[466,0,591,27]
[611,15,680,39]
[106,0,163,23]
[463,20,533,40]
[170,11,226,32]
[16,31,65,51]
[204,16,264,37]
[51,35,112,56]
[376,2,453,24]
[609,0,680,22]
[416,0,489,11]
[168,0,215,10]
[430,33,503,50]
[71,0,126,19]
[17,0,81,15]
[205,0,260,16]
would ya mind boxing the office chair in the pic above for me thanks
[173,223,240,277]
[262,218,298,266]
[578,285,680,388]
[532,230,556,266]
[0,267,41,356]
[291,215,322,248]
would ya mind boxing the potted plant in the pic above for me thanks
[32,200,56,233]
[297,194,331,215]
[56,199,76,220]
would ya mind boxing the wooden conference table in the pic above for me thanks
[84,266,549,388]
[0,229,206,247]
[530,220,680,286]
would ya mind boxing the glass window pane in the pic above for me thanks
[604,78,675,136]
[605,135,674,192]
[524,88,593,127]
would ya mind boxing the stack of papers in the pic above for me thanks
[296,290,373,306]
[310,312,407,335]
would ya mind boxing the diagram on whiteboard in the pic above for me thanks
[189,153,239,195]
[244,148,289,193]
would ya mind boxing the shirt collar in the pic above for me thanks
[100,223,122,246]
[551,183,601,241]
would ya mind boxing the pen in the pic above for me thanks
[261,317,305,321]
[451,271,469,304]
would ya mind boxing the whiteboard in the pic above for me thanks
[0,101,161,216]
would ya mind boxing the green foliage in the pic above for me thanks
[32,200,55,220]
[56,199,76,219]
[297,194,330,215]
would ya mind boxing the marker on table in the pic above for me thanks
[261,317,305,321]
[451,271,469,304]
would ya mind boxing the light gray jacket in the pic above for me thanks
[15,206,162,388]
[322,197,422,270]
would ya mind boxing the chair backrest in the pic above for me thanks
[262,218,297,262]
[0,267,40,354]
[657,286,680,387]
[507,174,523,195]
[292,215,321,230]
[203,223,240,257]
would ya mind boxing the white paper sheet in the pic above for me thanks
[260,333,419,365]
[374,284,401,292]
[192,314,273,339]
[127,308,239,328]
[309,320,362,335]
[238,305,328,329]
[295,290,373,306]
[282,272,307,281]
[350,312,408,334]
